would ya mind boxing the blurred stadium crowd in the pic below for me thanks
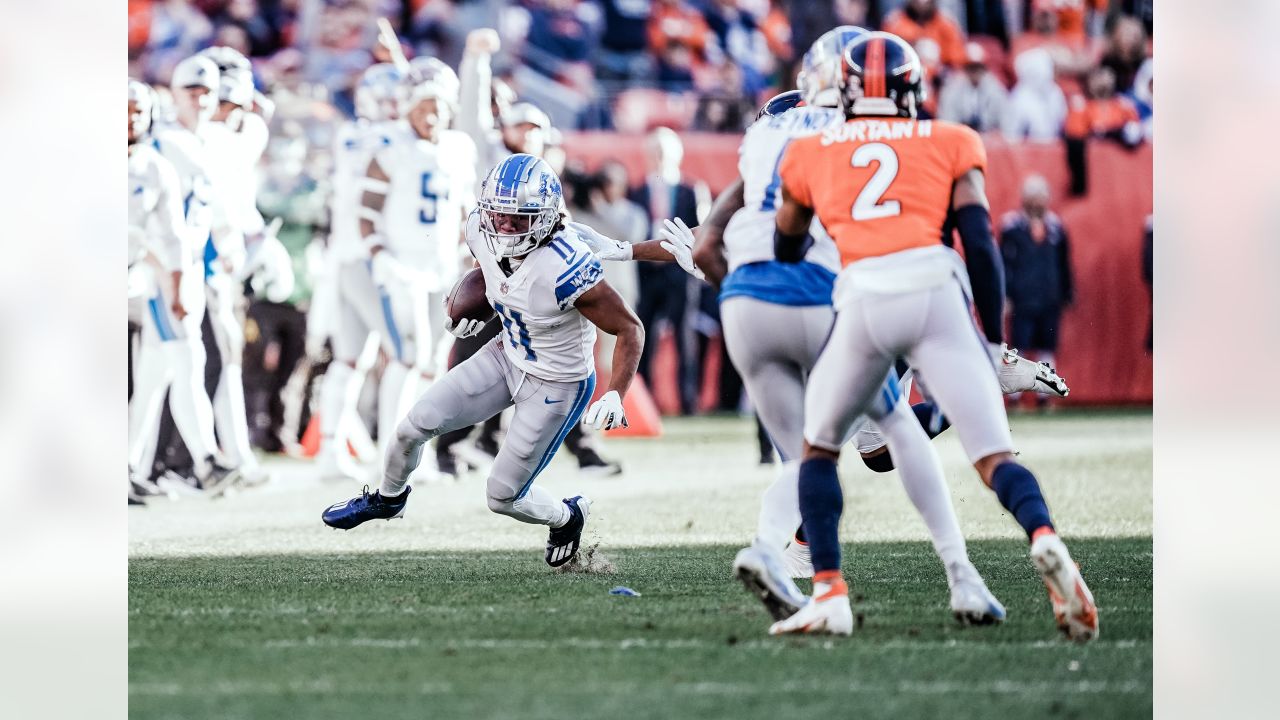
[127,0,1153,486]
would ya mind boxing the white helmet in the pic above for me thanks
[797,26,868,108]
[407,56,460,108]
[501,102,551,131]
[198,45,252,76]
[354,63,403,121]
[128,78,155,139]
[478,153,563,259]
[171,55,220,121]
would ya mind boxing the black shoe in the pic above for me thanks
[128,485,147,506]
[196,456,242,497]
[436,451,460,480]
[475,435,501,459]
[576,448,622,477]
[546,496,591,567]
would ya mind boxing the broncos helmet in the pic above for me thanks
[355,63,403,121]
[839,32,926,119]
[477,153,563,259]
[796,25,868,108]
[755,90,805,120]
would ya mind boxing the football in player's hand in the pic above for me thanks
[445,268,494,325]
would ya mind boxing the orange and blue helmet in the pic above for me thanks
[839,31,926,119]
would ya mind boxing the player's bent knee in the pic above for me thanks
[975,452,1018,486]
[486,494,518,517]
[394,417,437,447]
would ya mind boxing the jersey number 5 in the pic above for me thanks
[420,172,445,224]
[850,143,902,221]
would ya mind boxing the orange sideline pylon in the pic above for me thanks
[607,375,663,437]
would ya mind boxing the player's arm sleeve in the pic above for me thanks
[951,130,1003,344]
[555,244,606,311]
[154,160,190,271]
[1058,226,1074,306]
[457,48,495,150]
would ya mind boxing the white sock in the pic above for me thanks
[128,344,172,468]
[214,363,255,468]
[318,361,354,456]
[166,342,218,461]
[756,462,801,549]
[877,401,969,569]
[379,362,410,454]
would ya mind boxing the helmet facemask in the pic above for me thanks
[478,154,563,259]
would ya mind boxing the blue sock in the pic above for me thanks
[991,462,1054,539]
[912,401,950,439]
[797,457,843,573]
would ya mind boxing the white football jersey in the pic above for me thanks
[465,212,605,382]
[128,143,187,272]
[200,113,268,236]
[152,124,224,259]
[375,125,477,283]
[331,119,395,261]
[724,106,844,274]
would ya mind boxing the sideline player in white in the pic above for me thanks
[313,63,404,482]
[322,155,644,567]
[130,68,240,494]
[683,27,1010,625]
[198,47,284,486]
[349,64,478,475]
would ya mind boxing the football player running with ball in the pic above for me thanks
[764,33,1098,640]
[322,154,644,567]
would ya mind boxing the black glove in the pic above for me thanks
[773,228,813,263]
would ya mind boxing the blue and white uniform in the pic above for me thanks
[380,212,604,528]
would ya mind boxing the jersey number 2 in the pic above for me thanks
[850,143,902,221]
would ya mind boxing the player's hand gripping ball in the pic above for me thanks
[444,267,494,338]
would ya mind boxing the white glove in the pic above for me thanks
[659,217,704,280]
[582,390,628,430]
[444,316,485,339]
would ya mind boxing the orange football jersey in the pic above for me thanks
[779,117,986,267]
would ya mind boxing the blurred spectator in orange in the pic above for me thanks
[1002,48,1067,143]
[882,0,966,69]
[758,0,794,70]
[938,42,1007,132]
[1010,0,1093,80]
[597,0,656,83]
[649,0,712,90]
[1036,0,1108,46]
[1065,66,1141,146]
[1000,174,1073,410]
[129,0,153,57]
[1098,14,1149,90]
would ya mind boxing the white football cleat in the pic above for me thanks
[947,561,1007,626]
[994,344,1069,397]
[768,577,853,636]
[781,538,815,579]
[1030,532,1099,642]
[733,543,810,621]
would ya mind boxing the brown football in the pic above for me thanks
[445,267,495,325]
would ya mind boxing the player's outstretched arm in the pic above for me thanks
[575,281,644,430]
[690,176,744,289]
[951,168,1005,345]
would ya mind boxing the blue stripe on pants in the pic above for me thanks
[515,373,597,499]
[378,288,405,363]
[148,294,176,341]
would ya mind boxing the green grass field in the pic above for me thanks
[129,412,1152,719]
